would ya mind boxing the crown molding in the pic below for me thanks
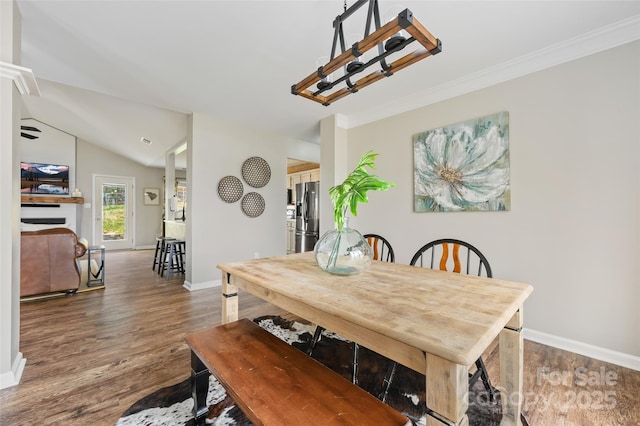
[0,62,40,96]
[345,14,640,129]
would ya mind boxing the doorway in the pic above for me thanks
[93,175,135,250]
[286,159,320,254]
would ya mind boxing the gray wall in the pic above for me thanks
[76,139,165,247]
[186,113,320,288]
[342,41,639,358]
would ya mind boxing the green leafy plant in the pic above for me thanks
[329,150,395,232]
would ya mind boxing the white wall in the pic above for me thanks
[186,113,320,288]
[20,118,76,193]
[0,74,22,390]
[0,0,24,389]
[343,41,640,359]
[319,115,349,236]
[19,119,78,232]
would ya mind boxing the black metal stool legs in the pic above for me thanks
[152,238,162,271]
[154,237,175,273]
[162,240,186,280]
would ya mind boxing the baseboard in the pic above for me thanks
[135,245,155,250]
[0,352,26,390]
[524,328,640,372]
[183,279,220,292]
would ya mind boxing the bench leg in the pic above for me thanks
[191,351,210,426]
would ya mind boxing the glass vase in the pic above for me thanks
[314,218,373,276]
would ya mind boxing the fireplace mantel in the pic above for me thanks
[21,196,84,204]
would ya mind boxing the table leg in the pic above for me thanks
[425,353,469,425]
[87,247,92,286]
[191,351,210,426]
[499,308,524,426]
[221,272,238,324]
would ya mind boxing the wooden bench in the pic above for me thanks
[185,319,410,426]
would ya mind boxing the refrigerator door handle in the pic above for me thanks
[303,188,309,222]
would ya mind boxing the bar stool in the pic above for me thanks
[162,240,186,280]
[153,236,176,272]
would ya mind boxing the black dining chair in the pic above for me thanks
[381,238,495,402]
[380,238,496,403]
[364,233,395,263]
[410,238,492,277]
[306,233,396,385]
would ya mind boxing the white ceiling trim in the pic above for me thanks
[0,62,40,96]
[344,14,640,130]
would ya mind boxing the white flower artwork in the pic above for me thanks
[413,112,510,212]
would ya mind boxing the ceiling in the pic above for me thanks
[14,1,640,169]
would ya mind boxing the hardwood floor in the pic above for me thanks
[0,249,288,425]
[0,249,638,425]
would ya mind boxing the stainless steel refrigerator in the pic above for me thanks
[295,181,319,253]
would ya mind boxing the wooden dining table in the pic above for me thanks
[218,252,533,426]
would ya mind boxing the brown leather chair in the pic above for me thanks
[20,228,87,297]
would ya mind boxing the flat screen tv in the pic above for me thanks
[20,162,70,195]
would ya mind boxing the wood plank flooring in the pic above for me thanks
[0,249,638,425]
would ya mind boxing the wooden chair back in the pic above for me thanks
[410,238,492,277]
[363,234,395,263]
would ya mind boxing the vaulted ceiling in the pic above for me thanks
[15,1,640,168]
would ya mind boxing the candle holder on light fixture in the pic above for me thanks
[316,56,333,91]
[291,0,442,106]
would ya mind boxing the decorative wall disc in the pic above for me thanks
[241,192,265,218]
[241,156,271,188]
[217,176,243,203]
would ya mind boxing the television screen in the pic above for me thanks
[20,162,70,195]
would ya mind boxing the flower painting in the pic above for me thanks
[413,112,510,212]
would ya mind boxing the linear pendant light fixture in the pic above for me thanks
[291,0,442,106]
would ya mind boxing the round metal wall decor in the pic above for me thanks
[217,176,243,203]
[241,192,265,218]
[241,156,271,188]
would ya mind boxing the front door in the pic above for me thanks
[93,175,135,250]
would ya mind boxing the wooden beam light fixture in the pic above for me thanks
[291,0,442,106]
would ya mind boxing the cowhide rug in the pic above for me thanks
[116,316,503,426]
